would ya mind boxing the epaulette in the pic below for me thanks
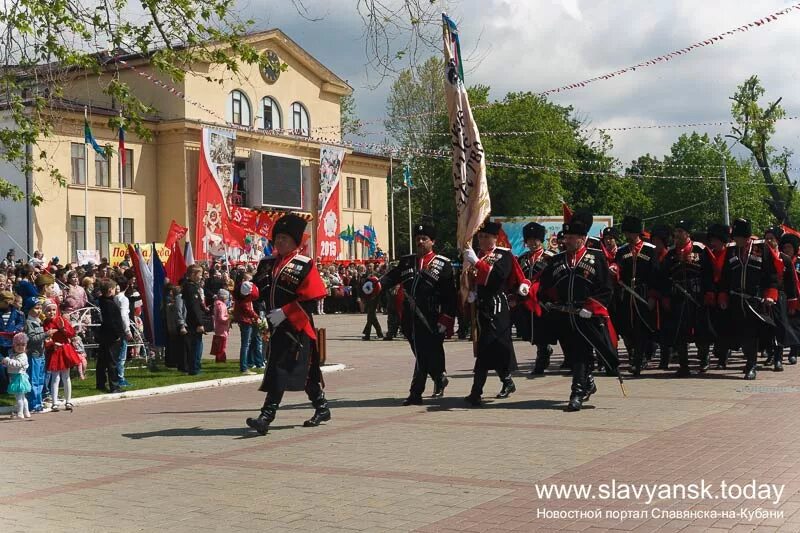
[642,242,656,249]
[496,247,511,252]
[726,242,736,248]
[543,250,556,257]
[693,242,706,250]
[434,254,451,263]
[752,239,765,244]
[294,254,312,263]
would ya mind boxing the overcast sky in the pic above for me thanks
[250,0,800,167]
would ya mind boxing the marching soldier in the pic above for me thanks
[246,214,329,436]
[659,220,708,377]
[781,232,800,365]
[538,210,618,411]
[762,226,800,371]
[516,222,556,375]
[650,225,673,369]
[702,224,731,369]
[375,222,457,405]
[614,216,659,376]
[462,220,522,406]
[717,218,778,380]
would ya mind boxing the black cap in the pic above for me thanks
[780,233,800,253]
[706,224,730,244]
[601,226,619,240]
[650,224,672,245]
[621,216,643,234]
[674,219,694,233]
[563,210,593,236]
[479,219,502,236]
[764,226,784,240]
[413,222,436,240]
[523,222,546,242]
[272,214,307,246]
[731,218,752,238]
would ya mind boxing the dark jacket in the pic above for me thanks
[182,280,205,330]
[97,295,125,343]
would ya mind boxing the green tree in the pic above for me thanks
[340,93,361,138]
[729,75,797,224]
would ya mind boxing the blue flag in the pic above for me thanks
[84,119,106,158]
[151,245,167,348]
[403,165,414,188]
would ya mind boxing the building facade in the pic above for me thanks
[0,29,390,263]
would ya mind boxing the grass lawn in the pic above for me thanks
[1,359,256,407]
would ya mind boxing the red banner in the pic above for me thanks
[195,127,237,260]
[317,146,345,260]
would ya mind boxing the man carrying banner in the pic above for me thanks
[462,221,521,406]
[538,211,618,412]
[246,214,329,435]
[372,222,457,405]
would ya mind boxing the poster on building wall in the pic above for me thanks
[195,127,237,260]
[77,250,100,266]
[316,145,345,260]
[109,243,171,266]
[491,215,614,256]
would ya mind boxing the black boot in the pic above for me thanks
[629,350,642,376]
[246,402,278,436]
[531,345,552,375]
[716,349,729,369]
[774,347,784,372]
[582,373,597,402]
[464,393,482,406]
[658,346,671,370]
[496,376,516,399]
[675,347,690,377]
[432,375,449,398]
[567,383,585,412]
[789,346,798,365]
[402,395,423,406]
[764,350,774,366]
[304,395,331,427]
[744,365,757,380]
[698,346,710,373]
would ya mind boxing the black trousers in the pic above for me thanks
[262,374,324,410]
[96,339,121,390]
[362,307,384,338]
[409,360,445,397]
[165,332,189,370]
[470,358,510,396]
[560,330,594,394]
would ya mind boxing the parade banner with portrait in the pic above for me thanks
[195,127,236,260]
[491,215,614,255]
[317,145,345,261]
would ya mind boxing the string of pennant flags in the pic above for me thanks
[109,46,796,183]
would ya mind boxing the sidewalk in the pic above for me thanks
[3,313,800,532]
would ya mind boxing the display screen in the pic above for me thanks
[261,153,302,209]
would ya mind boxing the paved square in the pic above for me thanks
[2,314,800,532]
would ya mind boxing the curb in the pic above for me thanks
[0,363,347,415]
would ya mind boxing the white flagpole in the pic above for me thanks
[84,108,89,251]
[407,177,412,255]
[389,151,395,260]
[119,111,124,242]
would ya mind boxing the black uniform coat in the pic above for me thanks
[718,240,778,343]
[613,241,659,340]
[472,247,519,372]
[514,248,556,345]
[538,247,619,370]
[253,251,327,392]
[380,252,457,376]
[762,246,800,347]
[659,241,709,346]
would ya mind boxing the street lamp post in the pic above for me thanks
[702,140,731,226]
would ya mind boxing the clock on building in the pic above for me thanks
[262,50,281,84]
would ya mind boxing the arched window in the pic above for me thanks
[227,90,251,126]
[291,102,309,136]
[261,96,282,131]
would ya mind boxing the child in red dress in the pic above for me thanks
[43,301,81,411]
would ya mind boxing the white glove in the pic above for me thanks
[578,308,592,319]
[765,298,776,306]
[438,323,447,335]
[467,291,477,303]
[267,308,286,327]
[463,248,479,266]
[362,280,374,295]
[518,282,530,297]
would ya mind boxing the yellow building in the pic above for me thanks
[0,29,390,263]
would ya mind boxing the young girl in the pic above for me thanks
[43,301,81,411]
[211,289,231,363]
[3,332,32,419]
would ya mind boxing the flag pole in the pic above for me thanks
[84,108,89,252]
[389,150,396,260]
[119,110,124,242]
[407,176,412,256]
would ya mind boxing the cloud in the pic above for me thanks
[245,0,800,167]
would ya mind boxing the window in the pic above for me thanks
[95,151,110,187]
[120,149,133,188]
[95,217,110,259]
[121,218,134,243]
[261,97,282,130]
[70,216,85,262]
[71,143,85,185]
[228,89,251,126]
[291,102,309,136]
[345,177,356,209]
[360,179,370,209]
